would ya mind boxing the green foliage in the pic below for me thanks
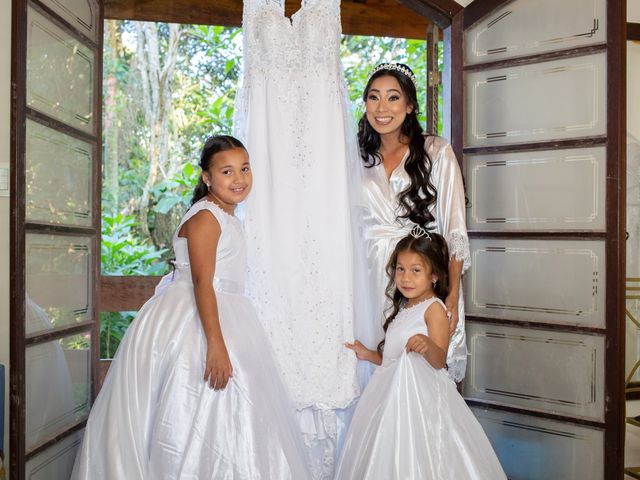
[100,210,166,357]
[152,161,200,214]
[100,311,136,358]
[341,35,428,127]
[102,212,168,276]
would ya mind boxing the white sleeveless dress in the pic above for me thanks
[71,200,310,480]
[335,297,506,480]
[234,0,373,477]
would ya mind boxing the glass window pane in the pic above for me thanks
[39,0,99,41]
[464,0,606,65]
[25,429,84,479]
[465,53,606,148]
[471,407,604,480]
[465,322,605,421]
[26,234,93,335]
[464,238,605,328]
[26,6,95,133]
[26,119,93,227]
[26,333,91,449]
[465,146,606,231]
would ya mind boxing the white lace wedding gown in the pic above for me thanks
[335,297,506,480]
[234,0,372,477]
[71,200,310,479]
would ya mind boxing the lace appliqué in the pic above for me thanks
[447,355,468,384]
[446,230,471,273]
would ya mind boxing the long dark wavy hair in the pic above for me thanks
[358,63,437,227]
[377,231,450,355]
[190,135,247,206]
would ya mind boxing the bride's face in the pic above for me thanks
[365,75,413,138]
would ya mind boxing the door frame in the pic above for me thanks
[9,0,104,478]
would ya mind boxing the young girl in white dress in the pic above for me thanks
[336,226,506,480]
[72,135,310,479]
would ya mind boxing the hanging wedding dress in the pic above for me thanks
[234,0,373,477]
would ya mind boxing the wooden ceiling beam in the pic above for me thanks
[104,0,431,39]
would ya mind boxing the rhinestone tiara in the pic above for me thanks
[371,63,418,89]
[410,224,431,240]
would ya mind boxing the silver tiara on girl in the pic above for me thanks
[371,63,418,89]
[410,225,432,240]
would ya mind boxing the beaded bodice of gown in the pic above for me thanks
[235,0,361,413]
[240,0,341,85]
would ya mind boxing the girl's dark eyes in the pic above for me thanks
[367,94,379,101]
[241,167,250,173]
[389,95,400,101]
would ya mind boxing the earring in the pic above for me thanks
[432,279,437,287]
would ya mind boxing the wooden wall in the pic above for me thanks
[104,0,431,39]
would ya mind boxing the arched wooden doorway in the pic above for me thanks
[9,0,626,478]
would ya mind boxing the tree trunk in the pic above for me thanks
[134,22,182,238]
[104,20,120,215]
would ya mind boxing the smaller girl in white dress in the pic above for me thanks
[336,226,506,480]
[72,135,310,479]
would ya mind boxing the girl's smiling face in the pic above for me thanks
[394,250,437,305]
[202,147,252,213]
[365,75,413,138]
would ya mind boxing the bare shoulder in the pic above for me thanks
[424,300,447,324]
[180,208,222,238]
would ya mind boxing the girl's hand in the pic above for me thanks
[445,293,459,336]
[406,334,431,357]
[345,340,372,361]
[204,340,233,390]
[345,340,382,365]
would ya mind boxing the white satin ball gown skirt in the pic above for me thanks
[71,276,310,480]
[335,352,507,480]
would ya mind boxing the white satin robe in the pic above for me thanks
[361,135,470,382]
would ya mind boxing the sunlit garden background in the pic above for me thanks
[100,20,441,357]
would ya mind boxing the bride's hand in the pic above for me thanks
[445,293,459,336]
[204,339,233,390]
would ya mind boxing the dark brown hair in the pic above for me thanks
[358,63,437,227]
[190,135,247,206]
[377,231,449,355]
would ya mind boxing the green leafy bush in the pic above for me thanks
[101,212,168,276]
